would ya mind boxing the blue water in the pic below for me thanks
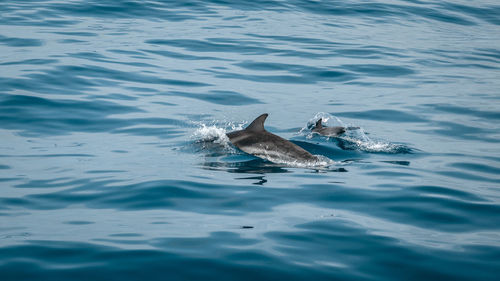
[1,0,500,280]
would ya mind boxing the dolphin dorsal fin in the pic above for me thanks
[246,113,268,132]
[315,118,323,129]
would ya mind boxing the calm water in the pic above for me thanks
[1,1,500,280]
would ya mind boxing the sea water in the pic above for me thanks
[1,1,499,280]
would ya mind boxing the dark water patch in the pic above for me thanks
[301,184,500,232]
[0,240,339,281]
[152,101,176,106]
[0,1,80,26]
[86,170,126,174]
[0,178,18,183]
[0,35,43,47]
[0,64,209,96]
[108,49,145,56]
[205,69,309,84]
[236,61,305,71]
[151,221,169,225]
[335,109,426,123]
[207,0,288,11]
[50,64,210,87]
[0,94,140,117]
[0,14,79,27]
[449,162,500,175]
[93,238,148,246]
[143,49,232,61]
[246,33,350,47]
[223,15,247,21]
[146,38,337,59]
[0,71,109,96]
[441,2,500,25]
[91,93,138,101]
[381,160,410,166]
[15,178,89,189]
[6,177,498,233]
[291,1,477,25]
[0,94,152,136]
[23,179,221,211]
[290,1,406,18]
[364,170,417,178]
[109,233,142,237]
[435,170,500,184]
[168,90,263,106]
[68,52,159,68]
[342,64,416,77]
[345,81,414,88]
[414,55,499,70]
[336,46,409,59]
[204,67,354,84]
[58,39,87,44]
[380,195,500,231]
[52,31,98,37]
[427,120,498,143]
[0,164,10,169]
[0,197,32,209]
[146,38,276,55]
[63,221,94,225]
[68,51,107,59]
[3,186,500,236]
[45,0,213,22]
[0,59,58,66]
[411,185,487,202]
[423,104,500,120]
[268,220,499,281]
[474,48,500,61]
[0,154,94,158]
[404,5,476,26]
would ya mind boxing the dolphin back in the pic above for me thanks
[226,113,318,163]
[245,113,268,132]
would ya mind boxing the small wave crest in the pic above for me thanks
[300,112,413,154]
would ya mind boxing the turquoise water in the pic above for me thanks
[1,1,500,280]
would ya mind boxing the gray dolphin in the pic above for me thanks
[226,113,318,163]
[312,118,346,137]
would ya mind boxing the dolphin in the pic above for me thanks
[312,118,346,137]
[226,113,318,163]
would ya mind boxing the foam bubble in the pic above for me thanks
[193,124,229,144]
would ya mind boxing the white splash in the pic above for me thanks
[300,112,411,154]
[191,120,245,150]
[193,124,230,145]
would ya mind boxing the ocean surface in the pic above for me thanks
[1,1,500,280]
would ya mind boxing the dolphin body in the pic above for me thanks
[226,113,318,163]
[312,119,346,137]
